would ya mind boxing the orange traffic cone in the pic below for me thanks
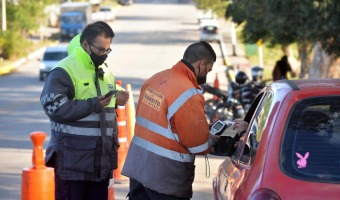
[116,80,122,86]
[108,178,115,200]
[213,73,220,100]
[22,132,54,200]
[125,84,136,147]
[114,105,129,183]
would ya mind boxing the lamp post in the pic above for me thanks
[257,39,263,68]
[2,0,6,31]
[228,0,237,56]
[231,20,237,56]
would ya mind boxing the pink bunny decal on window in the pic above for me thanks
[296,152,309,168]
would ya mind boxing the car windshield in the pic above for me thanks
[43,52,68,61]
[202,26,217,33]
[61,15,84,24]
[281,96,340,183]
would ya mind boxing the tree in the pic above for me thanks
[0,0,57,59]
[193,0,228,18]
[307,1,340,78]
[225,0,340,78]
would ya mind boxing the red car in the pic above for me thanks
[212,79,340,200]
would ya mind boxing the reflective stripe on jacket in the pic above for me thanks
[122,61,210,198]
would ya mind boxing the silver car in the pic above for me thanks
[39,45,68,81]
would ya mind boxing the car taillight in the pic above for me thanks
[249,189,281,200]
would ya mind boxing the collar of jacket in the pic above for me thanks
[67,34,105,72]
[173,60,200,89]
[70,45,97,71]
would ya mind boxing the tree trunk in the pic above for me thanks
[329,58,340,78]
[309,42,332,78]
[297,42,310,79]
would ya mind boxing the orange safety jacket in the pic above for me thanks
[122,60,211,198]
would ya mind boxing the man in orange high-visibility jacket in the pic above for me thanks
[122,41,219,200]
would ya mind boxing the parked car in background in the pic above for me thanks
[118,0,133,5]
[99,6,115,21]
[200,19,220,42]
[92,6,115,22]
[211,79,340,200]
[39,45,68,81]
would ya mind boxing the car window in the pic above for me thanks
[239,92,273,165]
[43,52,68,61]
[281,96,340,183]
[231,92,264,161]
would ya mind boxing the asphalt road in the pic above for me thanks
[0,0,232,199]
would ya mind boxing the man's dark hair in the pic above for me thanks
[80,21,114,43]
[183,41,216,64]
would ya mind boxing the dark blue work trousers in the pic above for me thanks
[128,178,190,200]
[55,173,109,200]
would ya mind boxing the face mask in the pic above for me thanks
[197,75,207,85]
[196,64,207,85]
[89,48,108,67]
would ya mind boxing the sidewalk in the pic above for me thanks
[0,47,48,75]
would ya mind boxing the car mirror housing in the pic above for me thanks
[209,135,235,156]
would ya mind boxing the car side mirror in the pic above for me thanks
[209,135,235,156]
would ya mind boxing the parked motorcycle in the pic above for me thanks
[202,66,265,123]
[200,83,229,123]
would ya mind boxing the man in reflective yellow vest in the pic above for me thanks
[40,21,129,200]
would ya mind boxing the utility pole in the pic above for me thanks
[229,0,237,56]
[257,39,263,67]
[231,21,237,56]
[2,0,6,31]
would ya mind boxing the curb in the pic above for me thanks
[0,46,51,76]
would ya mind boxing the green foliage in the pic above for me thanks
[193,0,229,18]
[225,0,340,57]
[8,0,49,35]
[311,1,340,56]
[0,31,29,59]
[226,0,270,44]
[0,0,55,59]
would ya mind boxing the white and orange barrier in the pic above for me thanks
[108,178,115,200]
[114,104,129,183]
[125,84,136,147]
[21,132,54,200]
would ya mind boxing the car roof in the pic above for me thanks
[45,45,68,53]
[271,79,340,91]
[291,78,340,89]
